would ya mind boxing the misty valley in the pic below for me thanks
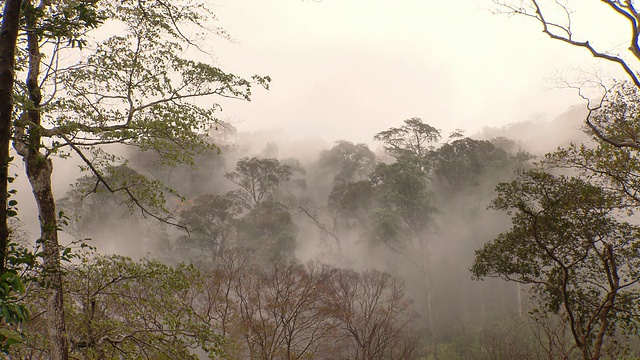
[3,0,640,360]
[13,112,640,359]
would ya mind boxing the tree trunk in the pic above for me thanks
[0,0,23,272]
[20,2,69,358]
[421,238,434,337]
[26,155,69,360]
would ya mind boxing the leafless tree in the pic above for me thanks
[323,269,418,360]
[234,259,338,360]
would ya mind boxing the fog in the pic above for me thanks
[208,0,621,143]
[8,104,590,342]
[9,0,631,357]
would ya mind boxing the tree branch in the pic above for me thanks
[61,135,189,234]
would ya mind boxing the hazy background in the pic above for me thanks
[14,0,624,246]
[207,0,629,143]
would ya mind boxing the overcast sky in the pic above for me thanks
[198,0,631,145]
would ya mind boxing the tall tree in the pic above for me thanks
[472,169,640,360]
[10,1,268,358]
[0,0,22,273]
[371,119,439,335]
[225,157,292,206]
[373,117,441,170]
[177,191,243,261]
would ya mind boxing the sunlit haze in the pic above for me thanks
[208,0,625,143]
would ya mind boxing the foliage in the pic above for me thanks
[60,166,178,227]
[318,140,376,184]
[0,241,32,354]
[0,171,34,353]
[472,169,640,359]
[433,137,509,190]
[236,200,297,262]
[370,159,435,237]
[225,157,292,206]
[373,117,441,169]
[13,0,270,234]
[11,253,222,359]
[178,191,244,261]
[8,247,421,359]
[546,82,640,208]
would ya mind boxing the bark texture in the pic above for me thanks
[0,0,23,272]
[20,2,69,358]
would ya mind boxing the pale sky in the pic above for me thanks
[201,0,630,144]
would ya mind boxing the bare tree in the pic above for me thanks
[323,269,418,360]
[234,260,338,360]
[199,248,253,359]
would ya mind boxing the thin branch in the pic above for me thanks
[531,0,640,88]
[61,135,189,234]
[296,204,342,255]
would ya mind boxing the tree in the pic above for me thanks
[12,254,221,359]
[234,260,337,360]
[318,140,376,185]
[491,1,640,149]
[200,247,253,358]
[472,169,640,360]
[10,1,268,358]
[373,117,441,170]
[324,268,418,360]
[292,141,375,258]
[0,0,22,274]
[236,200,297,262]
[177,191,243,261]
[225,157,292,206]
[370,119,440,335]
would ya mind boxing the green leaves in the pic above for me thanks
[0,269,29,353]
[13,0,270,235]
[319,140,376,184]
[472,168,640,354]
[55,254,221,359]
[225,157,293,206]
[373,117,441,169]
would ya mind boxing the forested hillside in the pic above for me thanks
[3,0,640,359]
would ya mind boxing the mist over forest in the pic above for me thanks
[12,105,591,358]
[5,1,640,360]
